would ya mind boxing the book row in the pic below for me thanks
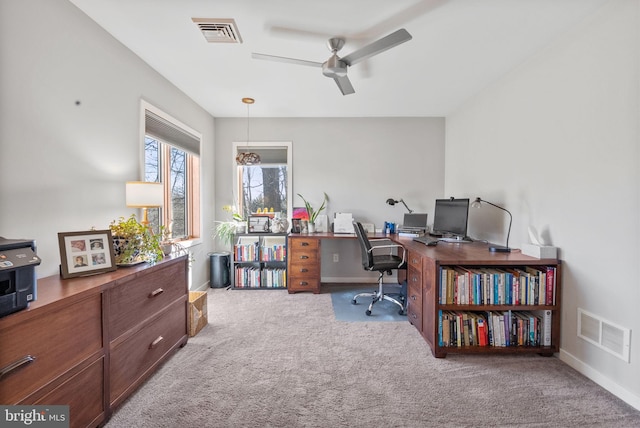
[439,265,556,306]
[234,266,287,289]
[234,243,286,262]
[438,310,552,348]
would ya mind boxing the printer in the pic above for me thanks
[0,237,41,318]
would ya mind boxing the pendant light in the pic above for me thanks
[236,97,261,165]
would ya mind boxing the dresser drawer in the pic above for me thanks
[287,277,321,293]
[407,265,423,289]
[109,298,187,406]
[0,293,103,404]
[108,260,187,339]
[33,356,105,428]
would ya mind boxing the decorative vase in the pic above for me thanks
[307,222,316,233]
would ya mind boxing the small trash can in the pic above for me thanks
[209,252,230,288]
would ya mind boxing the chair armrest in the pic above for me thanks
[367,243,406,265]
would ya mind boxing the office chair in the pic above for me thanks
[351,221,407,316]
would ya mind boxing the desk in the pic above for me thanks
[287,232,397,294]
[288,233,562,358]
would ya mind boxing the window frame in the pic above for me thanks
[140,100,202,244]
[232,141,292,221]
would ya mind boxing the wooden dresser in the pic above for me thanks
[0,255,188,428]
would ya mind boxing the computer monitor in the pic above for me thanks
[432,198,470,239]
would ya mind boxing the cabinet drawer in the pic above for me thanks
[288,250,318,264]
[407,252,423,271]
[109,298,187,406]
[288,262,320,278]
[0,293,103,404]
[407,278,422,331]
[407,265,423,288]
[108,260,186,339]
[287,277,320,293]
[288,239,319,250]
[33,357,105,428]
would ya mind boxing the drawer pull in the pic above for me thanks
[411,295,417,301]
[301,242,309,246]
[149,288,164,298]
[411,313,418,320]
[149,336,164,349]
[0,355,35,380]
[300,255,309,259]
[300,268,308,273]
[299,281,308,286]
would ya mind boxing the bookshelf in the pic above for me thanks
[232,233,287,289]
[401,239,561,358]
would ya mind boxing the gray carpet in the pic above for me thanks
[105,288,640,428]
[330,284,406,322]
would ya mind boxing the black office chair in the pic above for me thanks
[351,221,407,316]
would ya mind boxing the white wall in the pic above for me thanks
[0,0,216,289]
[214,117,445,281]
[446,0,640,408]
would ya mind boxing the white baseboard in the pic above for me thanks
[191,282,210,292]
[560,348,640,411]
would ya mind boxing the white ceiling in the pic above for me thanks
[68,0,610,118]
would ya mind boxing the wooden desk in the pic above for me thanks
[288,233,562,359]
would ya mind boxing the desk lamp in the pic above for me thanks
[386,198,413,213]
[126,181,164,227]
[472,197,512,253]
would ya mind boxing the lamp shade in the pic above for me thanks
[126,182,163,208]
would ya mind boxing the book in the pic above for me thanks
[539,309,552,346]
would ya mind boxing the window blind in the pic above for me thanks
[145,110,200,155]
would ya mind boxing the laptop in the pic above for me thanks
[398,213,428,232]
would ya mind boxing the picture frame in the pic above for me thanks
[292,206,309,220]
[290,218,302,233]
[248,216,270,233]
[58,230,116,279]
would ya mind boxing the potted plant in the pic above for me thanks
[214,205,246,248]
[109,214,163,264]
[297,192,328,233]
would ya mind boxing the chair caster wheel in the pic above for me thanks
[351,299,357,305]
[365,310,372,316]
[398,309,405,315]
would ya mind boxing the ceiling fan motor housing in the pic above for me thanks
[322,55,347,77]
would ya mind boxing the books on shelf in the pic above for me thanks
[438,265,557,306]
[438,310,548,349]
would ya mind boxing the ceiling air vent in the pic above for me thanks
[192,18,242,44]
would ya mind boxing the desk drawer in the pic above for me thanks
[406,277,422,332]
[289,238,319,250]
[108,260,186,339]
[0,293,103,404]
[407,265,423,289]
[288,277,320,293]
[407,252,423,271]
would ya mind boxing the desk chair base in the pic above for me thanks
[351,272,405,316]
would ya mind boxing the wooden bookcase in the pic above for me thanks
[232,233,287,289]
[401,239,561,358]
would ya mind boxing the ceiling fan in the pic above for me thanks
[252,28,412,95]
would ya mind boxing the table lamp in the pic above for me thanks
[472,197,512,252]
[126,181,163,227]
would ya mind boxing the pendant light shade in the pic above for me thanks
[236,97,261,165]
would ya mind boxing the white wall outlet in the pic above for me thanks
[333,253,339,263]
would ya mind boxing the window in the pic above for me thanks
[233,142,292,220]
[142,102,201,241]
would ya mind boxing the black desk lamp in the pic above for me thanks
[472,197,512,253]
[386,198,413,213]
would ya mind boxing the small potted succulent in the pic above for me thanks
[297,192,328,233]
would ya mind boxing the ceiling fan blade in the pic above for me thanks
[334,76,355,96]
[341,28,412,66]
[252,52,322,68]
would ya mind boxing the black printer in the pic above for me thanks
[0,237,41,318]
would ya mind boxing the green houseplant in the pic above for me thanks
[109,214,163,264]
[214,205,246,248]
[297,192,328,232]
